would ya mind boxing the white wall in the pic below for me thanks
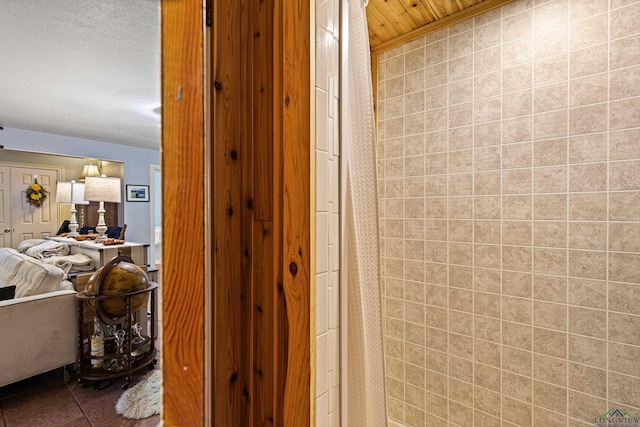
[315,0,341,424]
[0,127,159,245]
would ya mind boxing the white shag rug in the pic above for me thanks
[116,369,162,419]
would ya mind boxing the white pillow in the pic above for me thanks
[0,248,25,285]
[11,258,66,298]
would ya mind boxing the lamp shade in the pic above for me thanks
[57,181,90,204]
[80,164,101,179]
[56,182,72,203]
[84,176,122,203]
[70,182,89,204]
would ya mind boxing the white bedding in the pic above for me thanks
[42,253,95,274]
[24,240,70,260]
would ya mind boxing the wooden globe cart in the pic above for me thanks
[75,254,158,390]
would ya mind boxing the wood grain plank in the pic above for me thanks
[400,0,439,24]
[431,0,461,16]
[249,0,279,425]
[252,221,275,425]
[375,0,420,32]
[366,1,410,42]
[160,0,205,425]
[367,33,385,50]
[241,0,255,425]
[420,0,446,20]
[212,0,245,424]
[281,0,311,424]
[163,0,312,424]
[272,2,286,425]
[367,3,402,41]
[254,0,275,222]
[370,0,517,53]
[459,0,479,8]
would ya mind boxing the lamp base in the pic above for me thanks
[68,207,79,236]
[94,203,109,243]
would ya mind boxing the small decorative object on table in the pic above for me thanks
[102,238,126,246]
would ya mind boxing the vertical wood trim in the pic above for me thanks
[309,0,316,423]
[280,0,311,424]
[252,221,275,425]
[272,2,286,424]
[204,9,214,425]
[252,0,276,425]
[162,1,313,424]
[160,0,205,424]
[254,0,275,222]
[212,0,244,425]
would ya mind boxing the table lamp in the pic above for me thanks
[56,180,89,236]
[79,163,101,180]
[84,176,122,243]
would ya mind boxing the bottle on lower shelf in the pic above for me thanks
[90,317,104,369]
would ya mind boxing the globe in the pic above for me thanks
[85,258,150,322]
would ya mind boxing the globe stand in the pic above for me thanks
[87,252,149,325]
[76,257,156,390]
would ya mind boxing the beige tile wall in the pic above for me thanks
[377,0,640,425]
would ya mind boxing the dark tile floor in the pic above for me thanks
[0,368,160,427]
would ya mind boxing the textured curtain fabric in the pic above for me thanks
[346,0,387,424]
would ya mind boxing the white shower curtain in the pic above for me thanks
[345,0,387,425]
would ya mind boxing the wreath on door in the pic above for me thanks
[26,180,48,208]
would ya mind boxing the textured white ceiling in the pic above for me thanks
[0,0,160,149]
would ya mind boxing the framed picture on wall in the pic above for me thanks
[126,184,149,202]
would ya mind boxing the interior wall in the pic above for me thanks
[315,0,341,424]
[0,148,124,228]
[1,127,160,244]
[376,0,640,425]
[0,149,123,181]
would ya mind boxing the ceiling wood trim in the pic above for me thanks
[369,0,517,54]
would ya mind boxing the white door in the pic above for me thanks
[11,167,59,248]
[0,166,12,247]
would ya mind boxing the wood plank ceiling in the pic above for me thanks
[366,0,515,53]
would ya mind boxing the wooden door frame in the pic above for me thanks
[160,0,205,425]
[161,0,311,424]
